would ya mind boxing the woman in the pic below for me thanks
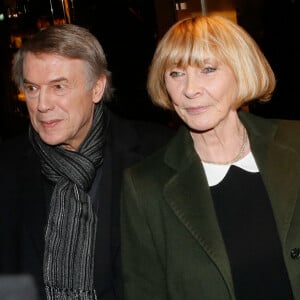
[121,15,300,300]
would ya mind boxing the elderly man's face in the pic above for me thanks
[23,52,106,151]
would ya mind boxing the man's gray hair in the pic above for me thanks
[12,24,113,101]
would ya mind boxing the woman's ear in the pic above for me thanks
[92,76,107,103]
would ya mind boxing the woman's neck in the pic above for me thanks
[192,121,250,165]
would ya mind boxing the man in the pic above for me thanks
[0,24,172,300]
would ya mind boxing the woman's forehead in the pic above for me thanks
[165,53,219,67]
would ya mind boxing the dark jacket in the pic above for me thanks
[0,108,173,300]
[121,111,300,300]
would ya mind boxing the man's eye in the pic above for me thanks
[54,84,64,90]
[24,85,39,97]
[53,84,68,95]
[24,85,37,92]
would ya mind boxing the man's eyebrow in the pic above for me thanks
[23,77,68,85]
[23,79,35,85]
[49,77,68,84]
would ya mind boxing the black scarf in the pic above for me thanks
[29,103,105,300]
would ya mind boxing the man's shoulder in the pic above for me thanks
[108,108,174,134]
[0,132,29,151]
[107,109,176,155]
[0,133,33,164]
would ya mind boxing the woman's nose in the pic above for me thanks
[183,75,203,99]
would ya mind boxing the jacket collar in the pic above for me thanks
[163,125,234,294]
[239,111,300,244]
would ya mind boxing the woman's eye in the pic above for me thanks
[202,67,216,74]
[169,71,184,78]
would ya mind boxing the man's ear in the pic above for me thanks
[92,76,107,103]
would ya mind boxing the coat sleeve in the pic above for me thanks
[120,168,167,300]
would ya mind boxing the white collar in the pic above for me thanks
[202,152,259,187]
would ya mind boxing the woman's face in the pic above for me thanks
[164,60,238,132]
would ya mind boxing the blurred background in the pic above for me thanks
[0,0,299,140]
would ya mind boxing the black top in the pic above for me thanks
[211,165,293,300]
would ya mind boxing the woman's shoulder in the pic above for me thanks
[275,118,300,149]
[248,111,300,148]
[240,110,300,132]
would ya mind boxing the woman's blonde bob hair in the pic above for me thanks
[147,15,276,110]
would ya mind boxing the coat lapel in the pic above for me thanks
[163,126,235,293]
[241,112,300,244]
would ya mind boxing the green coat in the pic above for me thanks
[121,111,300,300]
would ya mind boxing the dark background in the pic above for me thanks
[0,0,299,141]
[236,0,300,120]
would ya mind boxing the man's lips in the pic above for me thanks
[40,119,61,127]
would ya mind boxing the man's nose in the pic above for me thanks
[37,88,54,112]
